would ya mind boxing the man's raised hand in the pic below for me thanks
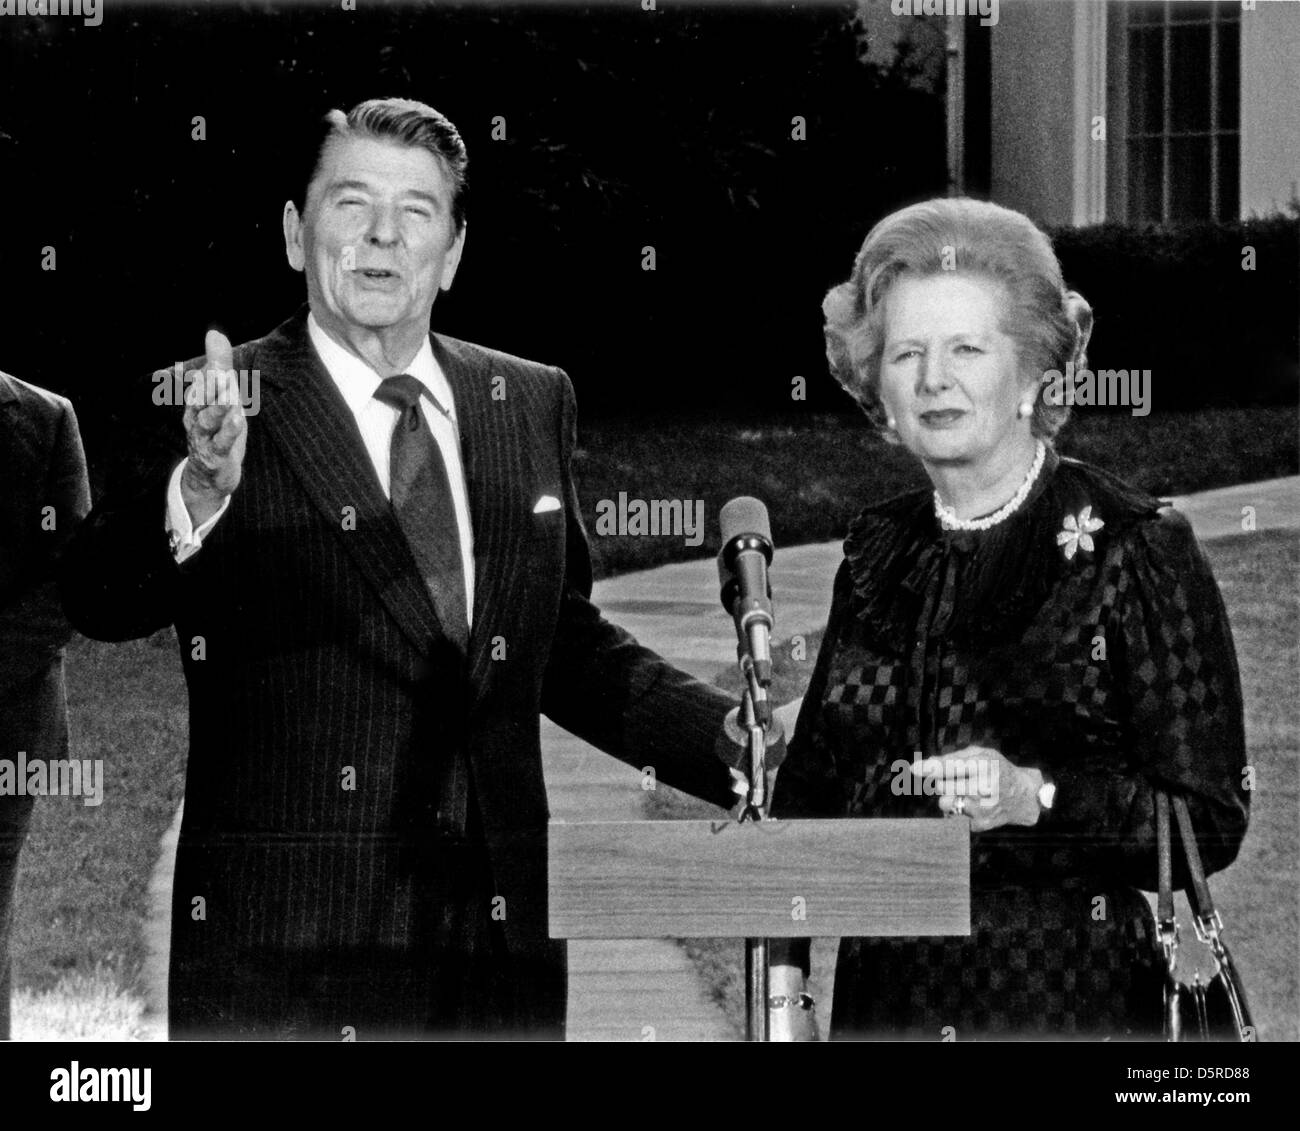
[180,329,247,525]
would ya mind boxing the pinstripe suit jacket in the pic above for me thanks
[59,309,738,1037]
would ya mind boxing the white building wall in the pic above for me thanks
[989,0,1105,226]
[1239,1,1300,218]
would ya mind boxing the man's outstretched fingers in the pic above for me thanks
[205,328,234,375]
[210,402,245,456]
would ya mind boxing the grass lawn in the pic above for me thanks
[8,405,1296,1038]
[10,631,185,1038]
[646,530,1300,1043]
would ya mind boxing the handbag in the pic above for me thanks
[1155,790,1255,1041]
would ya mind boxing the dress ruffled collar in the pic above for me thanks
[842,450,1166,654]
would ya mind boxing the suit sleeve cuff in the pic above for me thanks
[167,459,230,562]
[1036,765,1100,831]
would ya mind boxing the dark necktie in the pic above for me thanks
[373,375,469,654]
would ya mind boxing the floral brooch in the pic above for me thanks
[1057,506,1104,560]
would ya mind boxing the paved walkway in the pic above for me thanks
[138,476,1299,1040]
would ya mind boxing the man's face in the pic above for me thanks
[284,133,465,342]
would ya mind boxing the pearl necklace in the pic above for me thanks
[934,440,1047,532]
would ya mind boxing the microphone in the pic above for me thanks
[718,496,775,693]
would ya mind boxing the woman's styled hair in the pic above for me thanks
[823,197,1093,442]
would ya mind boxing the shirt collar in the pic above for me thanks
[306,310,453,421]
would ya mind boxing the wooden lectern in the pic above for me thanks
[549,816,971,1040]
[552,498,972,1039]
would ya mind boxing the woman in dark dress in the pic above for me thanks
[768,198,1249,1041]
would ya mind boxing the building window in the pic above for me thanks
[1125,0,1240,223]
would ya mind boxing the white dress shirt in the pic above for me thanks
[166,311,476,625]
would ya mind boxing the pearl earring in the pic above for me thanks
[1017,401,1034,419]
[886,415,897,430]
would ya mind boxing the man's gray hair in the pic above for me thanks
[292,97,469,232]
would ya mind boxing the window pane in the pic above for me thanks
[1170,24,1211,132]
[1129,26,1165,135]
[1217,137,1239,221]
[1128,138,1164,222]
[1215,1,1240,23]
[1218,19,1240,131]
[1169,136,1211,220]
[1170,1,1211,22]
[1126,1,1167,27]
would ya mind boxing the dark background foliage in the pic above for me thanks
[0,0,944,459]
[0,0,1293,479]
[1050,218,1299,409]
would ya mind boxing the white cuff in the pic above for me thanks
[166,459,230,563]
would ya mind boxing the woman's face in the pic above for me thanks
[878,272,1035,469]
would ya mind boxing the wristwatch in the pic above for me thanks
[1037,770,1057,814]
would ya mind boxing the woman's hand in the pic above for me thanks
[911,747,1044,832]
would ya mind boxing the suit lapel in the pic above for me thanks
[254,311,446,656]
[435,335,527,706]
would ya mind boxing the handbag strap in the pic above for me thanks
[1172,792,1227,948]
[1155,790,1177,961]
[1156,789,1253,1040]
[1156,788,1225,951]
[1171,794,1216,919]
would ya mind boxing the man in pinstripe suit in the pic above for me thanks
[59,98,753,1039]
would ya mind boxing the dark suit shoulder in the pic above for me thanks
[0,370,74,421]
[432,333,565,384]
[431,334,571,429]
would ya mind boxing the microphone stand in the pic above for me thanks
[736,652,770,1042]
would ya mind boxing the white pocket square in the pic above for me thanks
[533,495,562,514]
